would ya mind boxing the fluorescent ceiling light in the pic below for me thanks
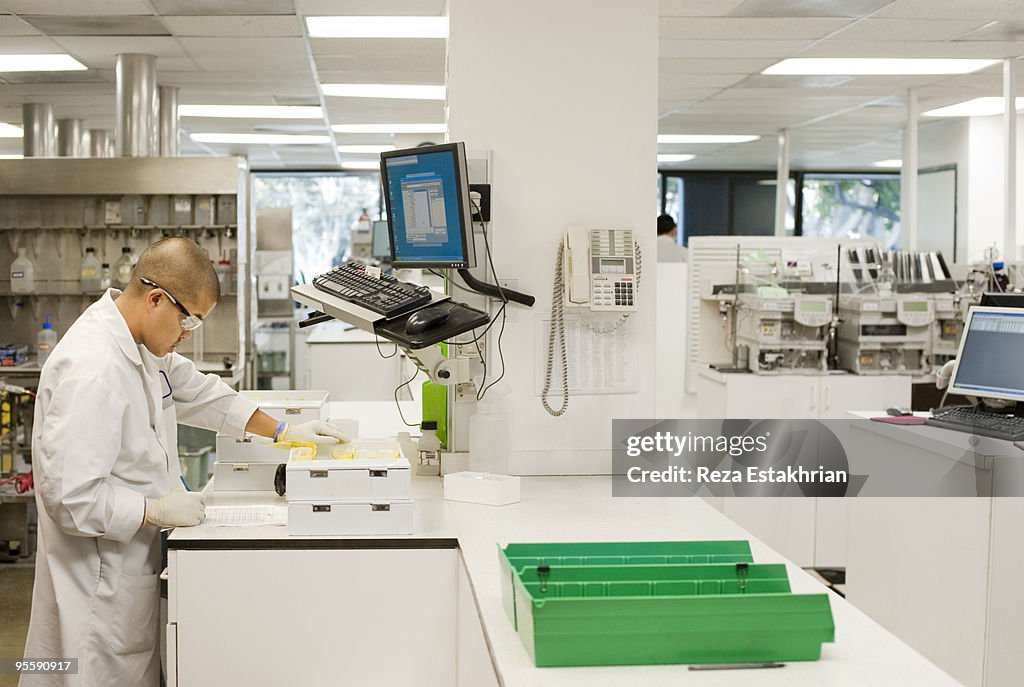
[763,58,997,76]
[331,123,446,134]
[179,105,322,119]
[0,123,24,138]
[873,159,902,168]
[306,16,448,38]
[658,134,759,144]
[923,97,1024,117]
[190,133,331,145]
[340,161,383,171]
[322,84,445,100]
[336,144,395,153]
[658,154,696,163]
[0,54,87,72]
[0,154,23,159]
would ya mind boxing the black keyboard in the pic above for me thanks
[313,262,433,318]
[925,406,1024,441]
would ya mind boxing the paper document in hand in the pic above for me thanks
[203,505,288,527]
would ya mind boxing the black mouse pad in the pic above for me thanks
[374,300,490,349]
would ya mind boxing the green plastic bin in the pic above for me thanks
[498,541,754,628]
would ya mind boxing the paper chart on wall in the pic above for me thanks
[534,313,638,395]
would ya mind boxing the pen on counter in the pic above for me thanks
[180,475,191,491]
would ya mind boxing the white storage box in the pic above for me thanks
[215,434,292,463]
[286,454,410,502]
[288,500,413,536]
[443,471,521,506]
[212,461,281,492]
[240,389,329,422]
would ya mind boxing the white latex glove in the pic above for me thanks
[278,420,351,445]
[145,490,206,527]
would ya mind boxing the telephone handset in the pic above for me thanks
[564,226,638,312]
[542,226,641,417]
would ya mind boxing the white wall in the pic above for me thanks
[447,0,658,473]
[918,118,969,262]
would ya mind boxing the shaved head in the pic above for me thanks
[124,237,220,306]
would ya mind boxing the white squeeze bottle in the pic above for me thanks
[10,247,34,294]
[37,315,57,367]
[469,384,511,474]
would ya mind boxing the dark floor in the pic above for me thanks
[0,559,34,687]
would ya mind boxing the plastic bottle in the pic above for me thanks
[37,315,56,367]
[416,420,442,476]
[356,208,371,232]
[992,261,1010,293]
[79,247,102,293]
[876,258,897,297]
[99,263,112,291]
[114,246,136,287]
[10,247,34,294]
[469,384,511,474]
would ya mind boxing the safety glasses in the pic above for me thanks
[139,277,203,331]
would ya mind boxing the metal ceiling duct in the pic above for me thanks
[56,118,85,157]
[115,53,158,157]
[22,103,55,157]
[159,85,179,157]
[88,129,114,158]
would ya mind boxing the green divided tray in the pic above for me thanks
[499,540,754,628]
[499,542,834,667]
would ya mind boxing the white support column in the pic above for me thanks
[1004,58,1017,261]
[447,0,657,472]
[901,89,919,251]
[774,128,790,237]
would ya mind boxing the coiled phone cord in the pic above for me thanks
[542,243,570,416]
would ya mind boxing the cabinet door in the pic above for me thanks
[725,375,818,419]
[818,375,911,419]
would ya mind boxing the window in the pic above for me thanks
[801,173,901,250]
[252,173,381,282]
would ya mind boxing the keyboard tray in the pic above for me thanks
[375,300,490,349]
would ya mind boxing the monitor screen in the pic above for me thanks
[950,306,1024,402]
[371,220,390,260]
[979,292,1024,308]
[379,142,476,269]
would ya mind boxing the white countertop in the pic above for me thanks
[171,475,958,686]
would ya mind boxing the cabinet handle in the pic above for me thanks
[809,384,816,411]
[825,384,832,409]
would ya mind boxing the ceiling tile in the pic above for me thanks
[314,53,445,73]
[22,15,170,35]
[151,0,295,16]
[660,58,776,74]
[179,37,310,70]
[875,1,1024,21]
[955,20,1024,42]
[728,0,893,18]
[161,15,302,37]
[0,35,67,52]
[661,38,814,58]
[831,18,991,41]
[658,1,746,17]
[0,14,41,35]
[51,36,186,68]
[160,70,315,85]
[2,1,153,15]
[660,16,851,40]
[797,39,1024,58]
[309,37,445,57]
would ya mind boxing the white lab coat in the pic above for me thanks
[21,290,257,687]
[657,234,688,263]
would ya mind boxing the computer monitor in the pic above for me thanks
[371,219,390,260]
[979,292,1024,308]
[379,142,477,269]
[949,306,1024,402]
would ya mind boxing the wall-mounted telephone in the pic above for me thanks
[564,226,638,312]
[542,226,641,416]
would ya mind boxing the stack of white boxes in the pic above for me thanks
[213,390,329,491]
[286,443,413,536]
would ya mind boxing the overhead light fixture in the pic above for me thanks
[658,134,759,144]
[179,105,323,119]
[923,97,1024,117]
[0,154,23,159]
[322,84,445,100]
[762,58,997,76]
[336,144,396,153]
[873,159,902,168]
[0,54,87,72]
[190,133,331,145]
[658,154,696,163]
[0,123,24,138]
[340,161,383,171]
[306,16,448,38]
[331,123,446,134]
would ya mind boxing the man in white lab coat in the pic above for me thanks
[21,238,345,687]
[657,213,688,263]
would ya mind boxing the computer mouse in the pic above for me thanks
[405,305,450,335]
[886,406,912,416]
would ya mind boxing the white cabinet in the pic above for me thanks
[696,367,912,419]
